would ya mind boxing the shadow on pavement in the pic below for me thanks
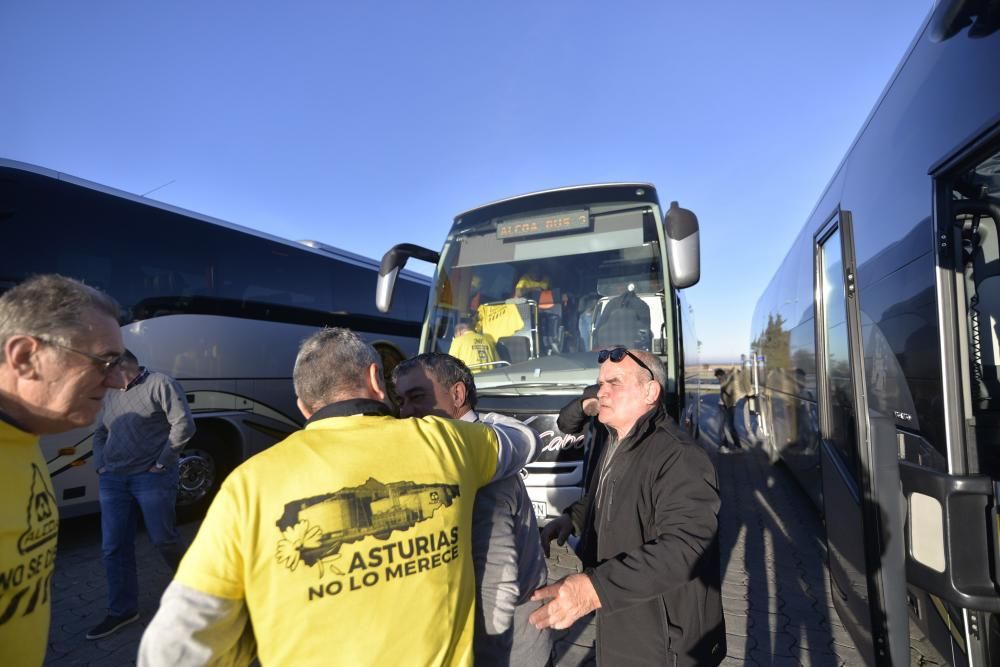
[700,392,863,666]
[45,513,198,666]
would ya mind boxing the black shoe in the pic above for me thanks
[85,612,140,640]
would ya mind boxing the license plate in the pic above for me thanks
[532,501,547,520]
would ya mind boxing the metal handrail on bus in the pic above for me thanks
[899,460,1000,613]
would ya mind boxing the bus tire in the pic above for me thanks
[176,424,238,522]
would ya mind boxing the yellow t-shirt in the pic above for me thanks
[514,276,549,292]
[176,413,499,667]
[448,332,498,372]
[477,303,525,341]
[0,420,58,667]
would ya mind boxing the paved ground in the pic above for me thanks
[44,394,865,666]
[43,514,196,667]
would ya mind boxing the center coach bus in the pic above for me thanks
[375,184,702,520]
[747,3,1000,664]
[0,158,430,518]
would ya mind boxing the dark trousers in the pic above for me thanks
[720,404,740,448]
[99,467,184,616]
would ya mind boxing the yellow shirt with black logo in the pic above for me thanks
[175,414,499,666]
[0,420,59,667]
[448,331,498,373]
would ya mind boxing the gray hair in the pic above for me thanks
[630,348,667,391]
[293,328,382,410]
[392,352,477,411]
[0,274,120,362]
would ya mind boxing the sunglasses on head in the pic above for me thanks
[598,347,654,380]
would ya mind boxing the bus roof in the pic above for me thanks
[0,157,428,283]
[453,182,659,223]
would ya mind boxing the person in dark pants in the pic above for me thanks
[87,350,195,640]
[534,347,725,666]
[715,367,742,451]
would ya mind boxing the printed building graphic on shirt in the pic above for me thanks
[17,465,58,555]
[275,477,460,577]
[2,464,58,629]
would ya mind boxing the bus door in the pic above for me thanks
[898,141,1000,666]
[815,212,909,664]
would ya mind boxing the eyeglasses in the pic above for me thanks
[598,347,654,381]
[37,337,126,376]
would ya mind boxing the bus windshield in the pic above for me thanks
[425,203,667,393]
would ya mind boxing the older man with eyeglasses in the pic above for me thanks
[534,347,726,666]
[86,349,196,640]
[0,274,128,667]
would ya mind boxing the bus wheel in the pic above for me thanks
[176,429,235,522]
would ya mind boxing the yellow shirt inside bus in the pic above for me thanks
[175,413,499,667]
[448,331,498,372]
[0,420,59,667]
[514,276,549,293]
[477,303,525,341]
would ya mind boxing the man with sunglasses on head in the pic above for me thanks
[533,347,725,666]
[87,349,195,641]
[0,274,128,667]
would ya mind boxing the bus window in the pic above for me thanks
[818,227,862,486]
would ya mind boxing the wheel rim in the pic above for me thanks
[177,449,216,507]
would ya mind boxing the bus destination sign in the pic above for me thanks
[497,210,590,240]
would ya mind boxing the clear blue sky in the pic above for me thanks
[1,1,931,362]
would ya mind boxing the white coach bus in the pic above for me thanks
[0,158,430,518]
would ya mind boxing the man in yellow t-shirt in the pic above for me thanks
[448,320,498,373]
[139,328,539,667]
[0,275,128,667]
[513,264,551,300]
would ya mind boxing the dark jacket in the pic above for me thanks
[558,397,725,666]
[557,384,605,493]
[719,369,740,409]
[591,290,651,351]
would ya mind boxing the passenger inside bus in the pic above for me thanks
[591,284,652,351]
[577,293,600,351]
[441,246,664,361]
[448,318,499,373]
[467,275,484,311]
[513,263,551,300]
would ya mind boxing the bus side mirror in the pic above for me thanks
[664,201,700,289]
[376,243,440,313]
